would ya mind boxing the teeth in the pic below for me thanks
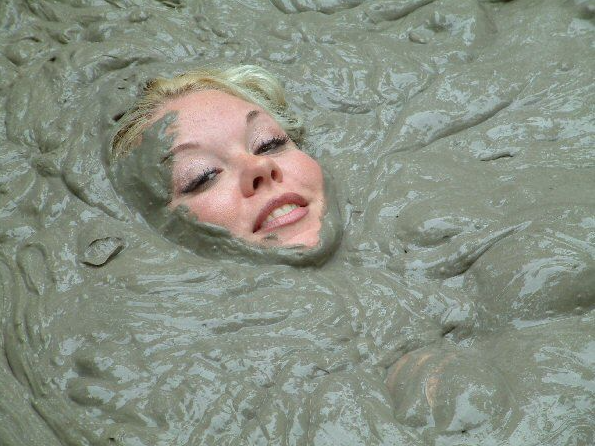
[264,204,299,223]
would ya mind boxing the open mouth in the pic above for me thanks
[253,193,309,233]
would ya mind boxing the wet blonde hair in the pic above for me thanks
[112,65,304,158]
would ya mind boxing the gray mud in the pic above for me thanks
[1,1,594,445]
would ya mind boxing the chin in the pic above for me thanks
[281,228,320,248]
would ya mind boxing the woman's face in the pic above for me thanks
[157,90,324,248]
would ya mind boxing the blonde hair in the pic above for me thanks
[112,65,304,158]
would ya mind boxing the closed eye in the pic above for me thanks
[181,168,220,194]
[254,135,290,155]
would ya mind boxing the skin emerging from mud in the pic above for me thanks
[0,1,593,446]
[162,90,325,248]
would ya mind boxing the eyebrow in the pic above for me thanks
[246,110,260,123]
[170,141,201,155]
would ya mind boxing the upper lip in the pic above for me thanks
[253,192,308,232]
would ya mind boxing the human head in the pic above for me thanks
[111,65,332,250]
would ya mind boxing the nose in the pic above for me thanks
[239,154,283,197]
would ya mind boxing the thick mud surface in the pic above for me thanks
[1,1,594,445]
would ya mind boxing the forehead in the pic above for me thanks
[158,89,264,125]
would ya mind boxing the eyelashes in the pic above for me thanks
[180,167,220,194]
[180,134,290,194]
[253,134,289,155]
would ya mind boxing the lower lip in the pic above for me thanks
[259,206,309,232]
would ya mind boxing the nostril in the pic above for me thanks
[253,176,263,189]
[271,169,279,181]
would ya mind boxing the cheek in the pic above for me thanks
[185,186,244,231]
[281,153,324,193]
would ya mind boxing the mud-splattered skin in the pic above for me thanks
[1,1,594,445]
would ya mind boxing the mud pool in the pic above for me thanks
[1,0,594,445]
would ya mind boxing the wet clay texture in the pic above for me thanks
[1,1,594,445]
